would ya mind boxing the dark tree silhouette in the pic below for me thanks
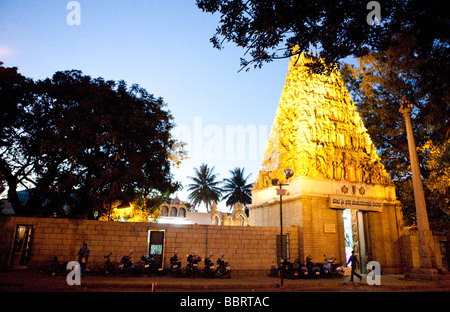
[186,163,222,212]
[221,167,252,209]
[0,65,183,218]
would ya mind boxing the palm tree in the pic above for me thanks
[222,167,253,209]
[186,163,222,212]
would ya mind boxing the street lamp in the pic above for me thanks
[399,97,437,276]
[272,169,294,287]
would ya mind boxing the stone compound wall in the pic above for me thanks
[397,229,449,272]
[0,216,298,275]
[3,216,445,275]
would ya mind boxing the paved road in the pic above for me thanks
[1,270,449,292]
[1,270,448,311]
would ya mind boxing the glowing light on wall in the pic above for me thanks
[156,217,192,225]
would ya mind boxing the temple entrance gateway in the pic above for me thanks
[249,51,404,274]
[343,209,368,273]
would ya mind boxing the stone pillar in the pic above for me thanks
[399,98,440,279]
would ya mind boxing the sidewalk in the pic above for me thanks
[1,270,449,292]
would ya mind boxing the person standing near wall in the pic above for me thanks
[78,243,90,276]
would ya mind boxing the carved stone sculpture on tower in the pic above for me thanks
[254,51,391,190]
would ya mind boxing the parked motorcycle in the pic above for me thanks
[169,250,182,276]
[332,259,345,277]
[279,258,293,279]
[48,256,60,276]
[306,255,320,279]
[216,252,231,279]
[185,251,202,278]
[118,249,136,276]
[268,265,279,277]
[203,252,216,278]
[104,252,114,275]
[299,261,309,279]
[290,258,302,279]
[141,254,158,276]
[322,254,344,278]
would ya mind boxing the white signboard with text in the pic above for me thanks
[329,196,383,212]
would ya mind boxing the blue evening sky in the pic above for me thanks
[0,1,351,212]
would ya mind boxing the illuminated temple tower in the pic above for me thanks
[249,51,405,273]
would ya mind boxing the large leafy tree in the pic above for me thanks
[340,50,449,230]
[196,0,448,72]
[221,167,252,209]
[186,163,222,212]
[0,63,36,214]
[0,65,184,218]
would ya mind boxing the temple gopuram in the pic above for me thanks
[249,51,405,274]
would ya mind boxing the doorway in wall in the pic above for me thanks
[343,209,367,273]
[10,225,35,268]
[147,230,165,270]
[343,209,354,265]
[276,233,289,266]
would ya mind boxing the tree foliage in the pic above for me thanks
[340,50,449,230]
[0,64,184,218]
[0,64,36,214]
[186,163,222,212]
[196,0,448,71]
[418,140,450,228]
[99,190,167,222]
[221,167,252,208]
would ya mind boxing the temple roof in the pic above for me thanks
[254,52,390,190]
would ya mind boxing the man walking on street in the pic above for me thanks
[347,250,362,282]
